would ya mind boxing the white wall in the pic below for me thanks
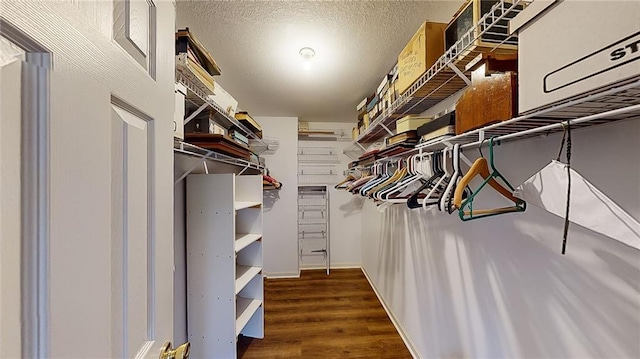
[361,119,640,358]
[298,122,363,269]
[258,116,300,277]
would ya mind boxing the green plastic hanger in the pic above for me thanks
[453,136,526,221]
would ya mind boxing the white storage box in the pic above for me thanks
[207,82,238,117]
[174,82,186,140]
[514,0,640,113]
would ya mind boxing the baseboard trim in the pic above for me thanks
[264,271,300,279]
[299,264,362,271]
[361,267,420,359]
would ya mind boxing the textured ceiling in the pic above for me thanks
[176,0,464,123]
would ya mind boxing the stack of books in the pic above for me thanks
[175,28,221,95]
[183,133,251,160]
[234,112,263,139]
[416,112,456,142]
[229,127,249,147]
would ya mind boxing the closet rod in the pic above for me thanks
[460,103,640,150]
[351,102,639,172]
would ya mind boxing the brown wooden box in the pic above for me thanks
[455,66,517,135]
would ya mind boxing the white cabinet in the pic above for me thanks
[186,174,264,359]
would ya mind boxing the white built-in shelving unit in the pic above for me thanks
[186,174,264,359]
[298,146,341,185]
[298,185,330,274]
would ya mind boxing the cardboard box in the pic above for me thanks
[396,115,433,133]
[445,0,525,68]
[396,22,447,95]
[514,0,640,113]
[207,82,238,117]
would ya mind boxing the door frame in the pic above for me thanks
[0,17,50,359]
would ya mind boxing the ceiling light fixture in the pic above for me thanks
[299,47,315,70]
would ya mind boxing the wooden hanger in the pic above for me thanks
[453,137,525,221]
[335,173,356,189]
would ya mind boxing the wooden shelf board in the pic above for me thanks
[235,265,262,295]
[235,233,262,253]
[236,298,262,336]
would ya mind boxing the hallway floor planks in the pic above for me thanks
[237,268,412,358]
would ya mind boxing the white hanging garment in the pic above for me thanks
[514,160,640,250]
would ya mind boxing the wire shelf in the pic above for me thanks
[250,137,279,155]
[416,78,640,152]
[345,78,640,172]
[176,71,266,148]
[173,141,264,185]
[348,0,528,146]
[298,204,327,212]
[298,217,327,225]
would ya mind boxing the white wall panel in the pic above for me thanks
[257,116,300,277]
[362,119,640,358]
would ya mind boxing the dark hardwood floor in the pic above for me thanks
[237,268,412,358]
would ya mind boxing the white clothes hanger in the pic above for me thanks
[439,144,461,212]
[422,148,450,210]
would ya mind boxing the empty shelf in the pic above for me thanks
[235,201,262,210]
[236,265,262,295]
[236,298,262,336]
[235,233,262,253]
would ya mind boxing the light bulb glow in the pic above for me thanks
[299,47,315,71]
